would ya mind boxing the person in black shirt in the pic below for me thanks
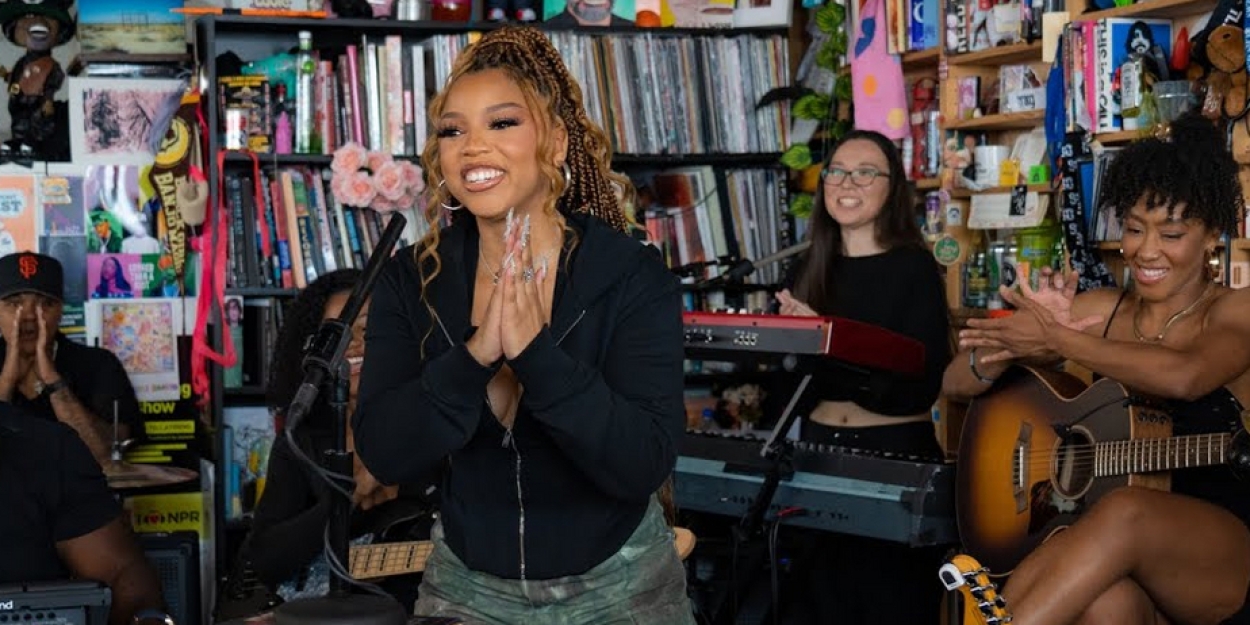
[246,269,436,610]
[353,26,690,624]
[774,130,952,623]
[0,252,140,463]
[0,403,171,625]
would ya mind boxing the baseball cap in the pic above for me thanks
[0,252,63,302]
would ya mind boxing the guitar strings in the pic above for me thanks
[1010,432,1233,462]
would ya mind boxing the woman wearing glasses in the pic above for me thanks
[775,130,952,623]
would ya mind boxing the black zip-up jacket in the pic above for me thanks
[353,212,684,580]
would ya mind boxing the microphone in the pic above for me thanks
[285,212,407,433]
[697,240,811,288]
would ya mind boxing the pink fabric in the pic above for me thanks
[851,0,909,140]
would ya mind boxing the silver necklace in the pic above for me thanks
[479,250,501,285]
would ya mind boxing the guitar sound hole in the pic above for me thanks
[1052,429,1095,498]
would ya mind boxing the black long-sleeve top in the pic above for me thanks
[792,244,952,416]
[352,212,685,581]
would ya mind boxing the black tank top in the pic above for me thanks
[1102,291,1248,526]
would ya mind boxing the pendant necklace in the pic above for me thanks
[1132,282,1214,343]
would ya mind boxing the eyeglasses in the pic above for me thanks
[821,167,888,187]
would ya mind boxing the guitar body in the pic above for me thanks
[957,366,1173,574]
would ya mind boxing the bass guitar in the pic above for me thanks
[956,366,1249,574]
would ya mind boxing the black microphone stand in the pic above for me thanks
[273,214,410,625]
[733,373,811,542]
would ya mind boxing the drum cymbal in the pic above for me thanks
[104,461,198,489]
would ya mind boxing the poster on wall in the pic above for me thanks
[86,297,183,401]
[0,174,40,255]
[67,78,186,167]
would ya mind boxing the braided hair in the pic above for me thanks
[266,269,362,422]
[413,26,634,346]
[1101,111,1241,236]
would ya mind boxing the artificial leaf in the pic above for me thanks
[814,1,845,33]
[780,144,813,170]
[816,44,840,71]
[756,85,815,110]
[789,192,815,219]
[834,73,853,101]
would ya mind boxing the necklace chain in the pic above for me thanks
[479,250,501,285]
[1132,282,1214,343]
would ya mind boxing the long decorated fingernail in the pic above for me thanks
[521,214,531,249]
[504,207,516,241]
[539,256,548,281]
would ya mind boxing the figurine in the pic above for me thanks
[0,0,74,161]
[485,0,536,23]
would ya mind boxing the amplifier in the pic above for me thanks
[0,580,110,625]
[140,531,200,625]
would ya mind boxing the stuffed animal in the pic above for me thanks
[1195,24,1248,120]
[0,0,74,161]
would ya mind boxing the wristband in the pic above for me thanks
[969,348,998,384]
[39,378,68,398]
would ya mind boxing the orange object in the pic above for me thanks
[635,10,662,26]
[987,309,1014,318]
[172,7,328,17]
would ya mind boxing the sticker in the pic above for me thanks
[933,235,962,266]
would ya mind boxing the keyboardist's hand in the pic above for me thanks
[777,289,818,317]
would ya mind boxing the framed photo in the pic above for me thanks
[68,78,186,167]
[733,0,791,27]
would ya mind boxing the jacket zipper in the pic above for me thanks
[506,307,586,580]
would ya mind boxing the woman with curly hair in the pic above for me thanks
[246,269,437,610]
[352,26,691,623]
[947,112,1250,623]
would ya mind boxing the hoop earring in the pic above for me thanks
[438,179,462,211]
[563,162,571,188]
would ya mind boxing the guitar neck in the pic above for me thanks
[1095,432,1231,476]
[349,540,434,580]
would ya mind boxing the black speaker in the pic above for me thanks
[139,531,201,625]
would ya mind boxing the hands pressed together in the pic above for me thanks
[467,209,552,367]
[958,267,1104,364]
[0,304,62,399]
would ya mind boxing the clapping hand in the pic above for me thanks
[961,267,1103,363]
[34,305,60,385]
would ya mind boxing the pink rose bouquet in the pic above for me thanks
[329,142,425,213]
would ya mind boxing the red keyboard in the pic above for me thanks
[682,312,925,376]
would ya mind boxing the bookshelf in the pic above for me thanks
[196,14,799,572]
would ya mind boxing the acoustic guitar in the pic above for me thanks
[939,554,1012,625]
[956,366,1249,574]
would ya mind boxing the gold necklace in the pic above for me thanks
[1132,282,1214,343]
[479,250,501,285]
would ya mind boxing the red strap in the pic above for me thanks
[189,148,242,407]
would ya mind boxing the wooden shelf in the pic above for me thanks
[1232,239,1250,251]
[945,110,1046,130]
[913,177,941,190]
[901,47,940,69]
[948,183,1052,198]
[202,14,790,37]
[1078,0,1215,21]
[1094,130,1145,144]
[947,41,1043,66]
[222,151,783,168]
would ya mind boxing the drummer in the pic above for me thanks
[0,252,141,464]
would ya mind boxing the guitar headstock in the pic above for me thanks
[939,554,1013,625]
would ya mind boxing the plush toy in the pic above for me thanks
[1194,24,1248,120]
[0,0,74,161]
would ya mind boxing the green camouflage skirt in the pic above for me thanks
[412,499,695,624]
